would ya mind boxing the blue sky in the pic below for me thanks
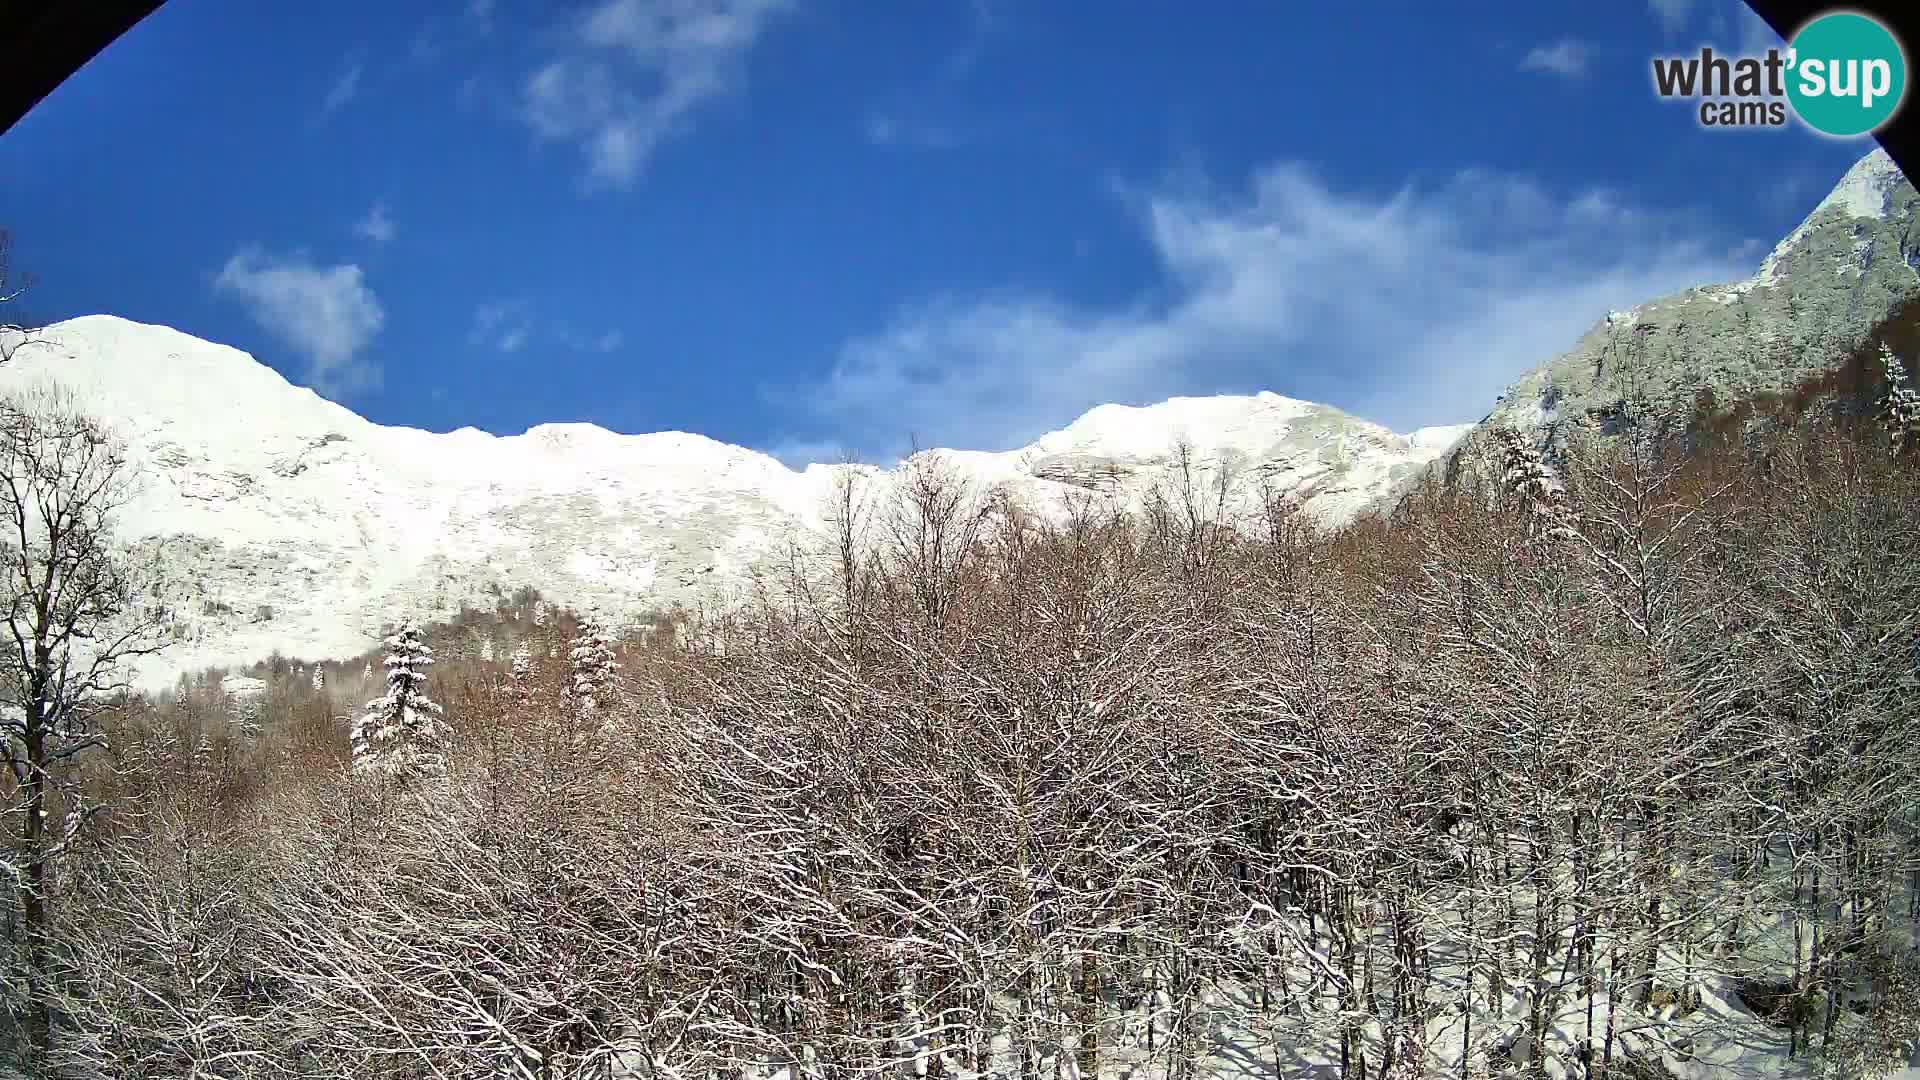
[0,0,1883,463]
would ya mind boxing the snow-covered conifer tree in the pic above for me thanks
[231,694,262,744]
[311,667,323,693]
[1880,343,1920,455]
[566,619,619,718]
[350,623,447,784]
[1494,427,1572,539]
[499,640,534,714]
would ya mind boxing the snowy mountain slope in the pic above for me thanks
[1414,148,1919,489]
[0,315,1464,688]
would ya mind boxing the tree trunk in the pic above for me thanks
[1075,952,1098,1080]
[19,699,50,1063]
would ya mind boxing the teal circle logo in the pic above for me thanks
[1786,12,1907,137]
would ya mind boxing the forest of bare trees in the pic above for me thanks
[0,319,1915,1078]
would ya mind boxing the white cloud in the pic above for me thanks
[473,307,626,355]
[213,249,385,396]
[322,55,365,115]
[519,0,793,187]
[555,324,627,353]
[353,202,396,245]
[1649,0,1696,34]
[774,163,1743,459]
[471,300,535,353]
[1520,39,1591,79]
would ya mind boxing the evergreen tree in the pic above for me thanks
[1880,343,1920,455]
[350,623,447,783]
[566,619,619,718]
[1495,426,1573,540]
[500,640,535,715]
[230,692,262,744]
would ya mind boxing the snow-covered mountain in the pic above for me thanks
[0,315,1465,688]
[1371,147,1919,510]
[1472,148,1918,455]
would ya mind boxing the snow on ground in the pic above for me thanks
[217,674,268,698]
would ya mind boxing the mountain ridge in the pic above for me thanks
[0,314,1464,689]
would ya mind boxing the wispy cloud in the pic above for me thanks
[353,201,396,245]
[213,249,385,396]
[471,304,624,355]
[769,163,1743,462]
[322,54,365,115]
[1520,38,1591,79]
[518,0,795,188]
[470,300,535,353]
[1648,0,1696,34]
[564,327,626,353]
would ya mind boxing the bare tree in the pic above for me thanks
[884,450,988,634]
[0,387,169,1061]
[825,455,880,651]
[0,232,42,366]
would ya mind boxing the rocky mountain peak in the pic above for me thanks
[1461,147,1917,464]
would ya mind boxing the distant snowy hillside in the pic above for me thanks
[0,316,1461,687]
